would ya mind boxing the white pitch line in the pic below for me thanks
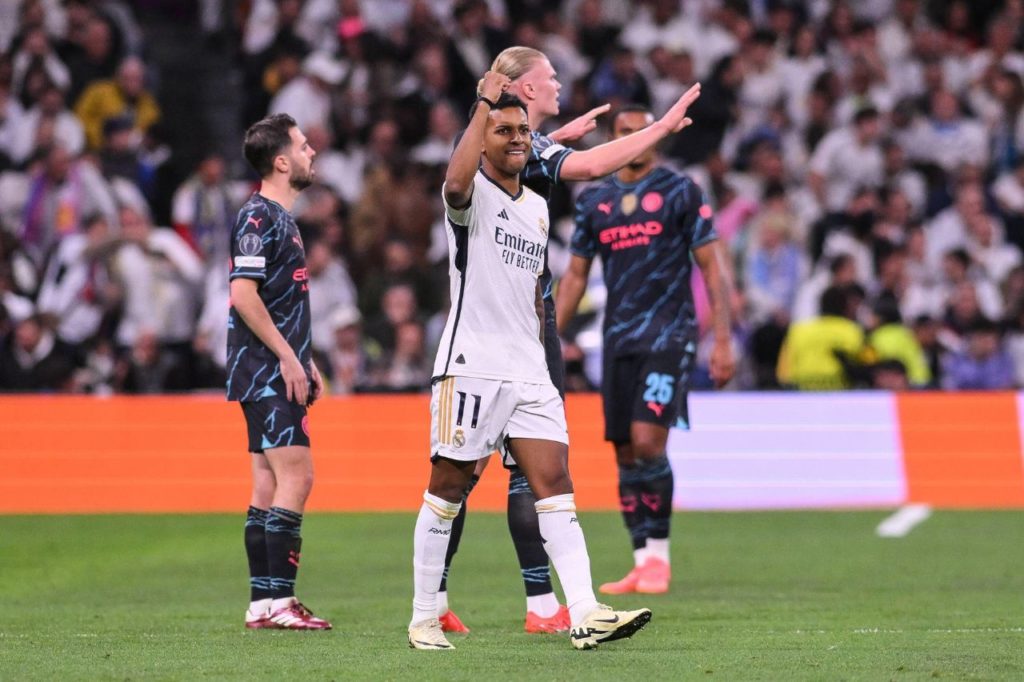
[876,504,932,538]
[852,627,1024,634]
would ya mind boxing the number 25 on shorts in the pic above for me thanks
[643,373,674,405]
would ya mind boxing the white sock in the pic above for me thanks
[633,546,649,568]
[411,491,461,626]
[646,538,670,564]
[271,596,295,613]
[535,494,598,627]
[526,592,560,618]
[436,590,449,616]
[248,598,272,616]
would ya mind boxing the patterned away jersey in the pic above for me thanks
[434,170,552,385]
[570,167,717,356]
[522,131,573,306]
[226,193,312,402]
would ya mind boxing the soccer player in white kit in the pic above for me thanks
[407,71,652,651]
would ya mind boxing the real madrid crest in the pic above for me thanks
[621,192,638,216]
[539,217,548,238]
[453,429,466,448]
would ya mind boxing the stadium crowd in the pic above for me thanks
[2,0,1024,394]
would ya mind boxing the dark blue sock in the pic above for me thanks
[507,468,553,597]
[266,506,303,599]
[244,506,272,601]
[638,455,674,540]
[618,463,649,551]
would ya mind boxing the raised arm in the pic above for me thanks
[444,71,510,208]
[555,254,594,336]
[693,240,736,387]
[560,83,701,181]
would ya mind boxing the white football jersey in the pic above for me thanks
[433,170,551,385]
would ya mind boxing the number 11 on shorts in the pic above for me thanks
[455,391,482,429]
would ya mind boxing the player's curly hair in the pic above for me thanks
[477,46,545,95]
[243,113,297,179]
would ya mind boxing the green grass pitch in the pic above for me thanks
[2,511,1023,680]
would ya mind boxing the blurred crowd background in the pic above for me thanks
[2,0,1024,394]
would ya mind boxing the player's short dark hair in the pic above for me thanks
[468,92,529,120]
[243,113,297,178]
[610,103,653,132]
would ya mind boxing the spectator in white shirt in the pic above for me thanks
[110,204,203,349]
[965,211,1022,285]
[966,18,1024,86]
[647,47,695,118]
[882,139,927,217]
[170,152,250,265]
[877,0,928,67]
[619,0,698,59]
[993,160,1024,248]
[306,233,357,357]
[0,82,26,166]
[834,56,895,126]
[914,89,988,174]
[35,213,116,348]
[9,80,85,165]
[780,24,827,128]
[11,25,71,101]
[738,29,784,135]
[410,100,460,167]
[808,106,885,213]
[269,51,345,133]
[926,180,987,267]
[325,305,367,395]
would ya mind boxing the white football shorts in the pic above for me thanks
[430,376,569,462]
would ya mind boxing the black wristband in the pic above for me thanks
[476,95,496,109]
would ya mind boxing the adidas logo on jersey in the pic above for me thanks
[455,354,466,364]
[497,209,509,220]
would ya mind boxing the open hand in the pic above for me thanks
[659,82,701,133]
[709,339,736,388]
[281,353,309,406]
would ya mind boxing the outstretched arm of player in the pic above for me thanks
[444,70,511,208]
[693,241,736,387]
[559,83,701,181]
[549,103,611,143]
[230,278,309,405]
[555,254,594,336]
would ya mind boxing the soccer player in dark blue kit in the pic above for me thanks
[437,48,704,634]
[556,105,736,594]
[228,113,331,630]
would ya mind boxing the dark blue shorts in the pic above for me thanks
[240,397,310,454]
[601,350,693,444]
